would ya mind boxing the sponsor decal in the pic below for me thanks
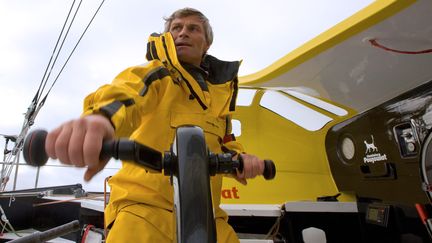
[363,135,388,164]
[221,186,240,199]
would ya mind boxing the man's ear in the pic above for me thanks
[204,43,210,53]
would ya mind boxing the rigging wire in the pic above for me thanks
[37,0,83,103]
[34,0,78,104]
[40,0,106,106]
[0,0,106,192]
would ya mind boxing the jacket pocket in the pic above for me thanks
[170,112,226,139]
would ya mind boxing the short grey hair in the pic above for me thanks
[164,8,214,46]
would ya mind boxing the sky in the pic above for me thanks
[0,0,374,191]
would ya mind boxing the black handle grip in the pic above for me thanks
[24,129,163,172]
[23,130,272,179]
[23,129,49,166]
[101,139,163,172]
[23,129,115,167]
[100,139,138,162]
[238,156,276,180]
[101,140,116,161]
[263,160,276,180]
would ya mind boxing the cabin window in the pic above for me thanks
[236,89,256,106]
[260,90,332,131]
[231,119,242,137]
[282,90,348,116]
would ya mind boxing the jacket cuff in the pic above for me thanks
[82,100,127,131]
[221,140,244,156]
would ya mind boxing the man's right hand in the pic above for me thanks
[45,114,115,181]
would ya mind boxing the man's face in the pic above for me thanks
[169,15,210,66]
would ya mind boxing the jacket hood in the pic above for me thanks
[145,32,240,85]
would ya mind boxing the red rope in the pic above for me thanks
[81,224,94,243]
[415,203,428,224]
[369,39,432,54]
[103,176,112,239]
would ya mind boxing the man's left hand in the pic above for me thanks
[234,154,264,185]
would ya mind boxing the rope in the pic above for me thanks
[81,224,94,243]
[369,39,432,54]
[32,194,103,207]
[265,204,285,240]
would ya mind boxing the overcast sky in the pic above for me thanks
[0,0,372,136]
[0,0,373,191]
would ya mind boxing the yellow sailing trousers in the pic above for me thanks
[106,204,239,243]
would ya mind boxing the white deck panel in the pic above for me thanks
[284,201,358,213]
[240,240,273,243]
[220,204,282,217]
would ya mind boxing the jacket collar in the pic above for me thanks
[145,32,240,110]
[146,32,240,81]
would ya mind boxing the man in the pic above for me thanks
[45,8,265,242]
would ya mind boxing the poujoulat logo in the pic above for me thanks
[363,135,388,164]
[221,186,240,199]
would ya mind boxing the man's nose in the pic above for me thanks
[178,26,189,37]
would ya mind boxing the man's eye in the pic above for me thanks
[189,26,199,32]
[171,26,181,31]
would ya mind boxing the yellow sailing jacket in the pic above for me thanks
[82,32,244,229]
